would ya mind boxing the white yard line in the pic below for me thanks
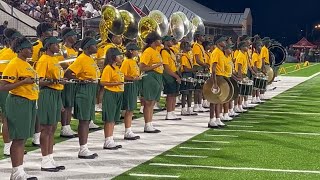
[213,129,320,136]
[129,173,179,178]
[227,125,254,128]
[232,121,260,124]
[191,140,230,144]
[205,134,238,138]
[285,63,319,75]
[165,154,208,158]
[179,147,221,151]
[149,163,320,174]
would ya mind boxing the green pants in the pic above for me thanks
[74,84,97,121]
[6,94,37,139]
[38,88,62,125]
[0,91,8,116]
[102,89,123,122]
[141,71,163,101]
[61,84,76,108]
[122,81,139,111]
[163,73,179,95]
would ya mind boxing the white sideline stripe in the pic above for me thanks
[205,134,238,137]
[149,163,320,174]
[179,147,221,150]
[165,154,208,158]
[227,125,254,128]
[248,111,319,115]
[214,129,320,136]
[232,121,260,124]
[286,63,319,75]
[129,173,179,178]
[192,140,230,144]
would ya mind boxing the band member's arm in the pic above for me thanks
[0,78,34,91]
[237,64,243,79]
[64,69,77,79]
[247,63,256,75]
[195,54,207,67]
[139,62,162,72]
[100,81,123,86]
[124,75,141,81]
[39,77,54,86]
[182,66,193,73]
[253,61,259,73]
[211,62,218,88]
[164,65,180,81]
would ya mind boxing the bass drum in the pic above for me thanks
[269,45,287,67]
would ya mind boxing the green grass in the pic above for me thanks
[115,75,320,180]
[0,98,167,160]
[279,63,320,77]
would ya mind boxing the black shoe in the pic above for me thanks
[124,135,140,140]
[208,124,220,129]
[78,153,98,159]
[41,167,60,172]
[32,142,40,147]
[27,177,38,180]
[55,165,65,170]
[103,146,119,150]
[144,129,161,133]
[89,127,102,131]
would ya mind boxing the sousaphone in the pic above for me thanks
[203,76,234,104]
[169,12,185,41]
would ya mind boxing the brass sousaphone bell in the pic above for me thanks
[203,76,234,104]
[119,10,138,40]
[138,16,160,43]
[169,12,185,41]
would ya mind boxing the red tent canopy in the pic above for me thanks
[292,37,316,48]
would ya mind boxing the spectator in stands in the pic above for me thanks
[0,21,8,45]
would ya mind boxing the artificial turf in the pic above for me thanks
[279,63,320,77]
[114,75,320,179]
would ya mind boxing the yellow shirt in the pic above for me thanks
[192,42,206,66]
[101,65,124,92]
[0,47,8,55]
[260,46,270,64]
[235,50,248,75]
[181,52,193,72]
[68,53,101,80]
[252,52,262,69]
[210,48,225,76]
[234,50,239,60]
[32,40,43,62]
[36,54,64,90]
[0,48,16,73]
[224,55,233,77]
[120,58,140,78]
[204,51,210,65]
[96,46,105,59]
[103,43,116,57]
[140,47,163,74]
[65,46,77,57]
[2,57,39,100]
[171,43,180,54]
[161,48,177,73]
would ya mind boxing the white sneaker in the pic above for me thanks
[199,105,209,112]
[193,104,200,112]
[124,131,140,140]
[60,125,76,138]
[240,106,248,112]
[176,96,181,104]
[222,113,233,121]
[202,100,210,108]
[41,155,59,172]
[95,103,102,112]
[144,123,161,133]
[181,107,189,116]
[32,133,40,146]
[165,112,176,120]
[78,146,98,159]
[208,118,219,128]
[4,142,11,156]
[187,107,198,116]
[89,121,100,130]
[50,154,65,170]
[153,103,161,110]
[140,106,144,114]
[234,106,242,113]
[215,118,226,127]
[103,139,122,150]
[251,97,257,104]
[257,97,265,103]
[10,168,37,180]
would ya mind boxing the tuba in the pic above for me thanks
[169,12,185,41]
[138,16,160,43]
[192,15,205,34]
[119,10,138,40]
[148,10,169,37]
[269,44,287,67]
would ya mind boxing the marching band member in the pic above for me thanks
[260,37,272,100]
[60,27,78,138]
[208,35,228,128]
[32,22,54,147]
[251,40,264,104]
[120,43,141,140]
[180,41,197,116]
[100,48,124,149]
[36,36,66,172]
[0,28,22,156]
[161,35,181,120]
[65,37,100,159]
[0,36,38,180]
[202,41,214,108]
[192,31,209,113]
[139,32,162,133]
[222,43,235,121]
[234,41,249,112]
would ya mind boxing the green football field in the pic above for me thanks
[114,76,320,179]
[279,62,320,77]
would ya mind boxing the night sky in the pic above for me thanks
[194,0,320,46]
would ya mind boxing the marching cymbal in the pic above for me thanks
[58,58,76,64]
[203,76,231,104]
[230,77,239,100]
[225,77,234,103]
[265,65,275,84]
[0,60,10,64]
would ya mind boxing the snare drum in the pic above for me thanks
[195,72,205,90]
[180,77,196,91]
[203,73,211,82]
[238,80,253,96]
[253,75,268,90]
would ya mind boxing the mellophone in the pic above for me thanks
[0,76,134,84]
